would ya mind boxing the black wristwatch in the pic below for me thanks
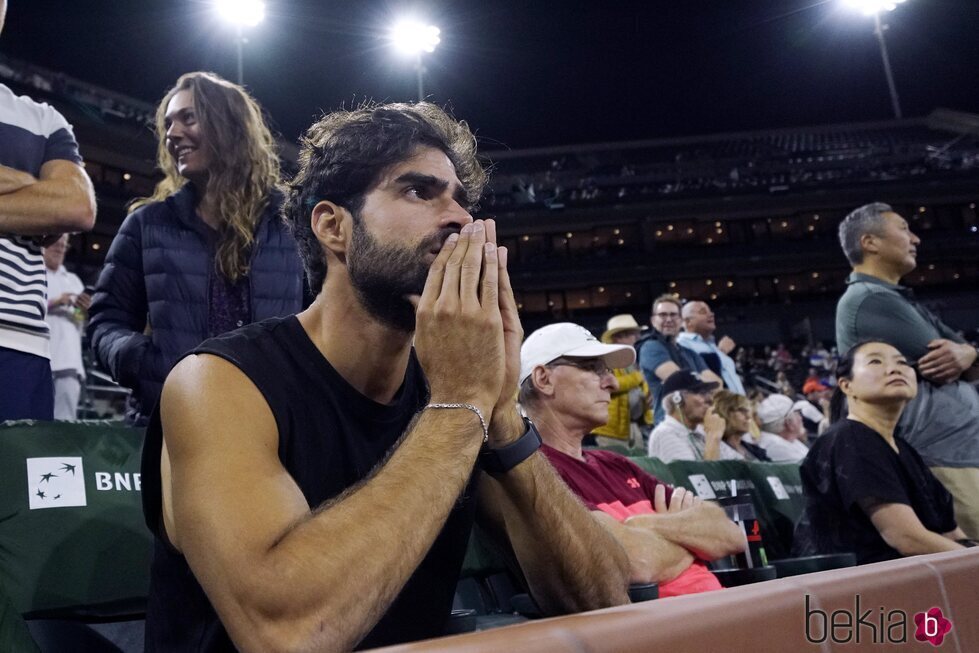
[479,417,542,475]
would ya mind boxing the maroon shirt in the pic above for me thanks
[542,445,722,597]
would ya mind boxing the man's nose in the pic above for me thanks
[440,200,473,231]
[603,372,619,391]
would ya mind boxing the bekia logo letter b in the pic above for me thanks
[914,607,953,647]
[26,457,87,510]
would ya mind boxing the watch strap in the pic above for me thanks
[479,417,542,475]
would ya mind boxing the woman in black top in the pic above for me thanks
[794,340,968,564]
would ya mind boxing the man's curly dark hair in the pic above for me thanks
[282,102,488,293]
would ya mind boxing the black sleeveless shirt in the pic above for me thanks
[141,316,478,651]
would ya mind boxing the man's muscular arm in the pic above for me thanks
[160,225,505,653]
[476,220,631,614]
[0,160,96,234]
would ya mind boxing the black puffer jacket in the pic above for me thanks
[89,185,303,420]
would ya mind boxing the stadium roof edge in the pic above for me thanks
[481,109,977,161]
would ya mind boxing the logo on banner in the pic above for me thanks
[26,457,87,509]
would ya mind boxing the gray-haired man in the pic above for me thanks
[836,202,979,538]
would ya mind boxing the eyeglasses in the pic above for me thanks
[548,358,612,377]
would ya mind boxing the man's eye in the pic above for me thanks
[406,186,430,199]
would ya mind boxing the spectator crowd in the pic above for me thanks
[1,0,977,648]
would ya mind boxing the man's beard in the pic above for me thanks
[347,218,454,333]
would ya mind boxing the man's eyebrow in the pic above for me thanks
[393,172,469,206]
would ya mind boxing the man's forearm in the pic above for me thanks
[480,409,631,614]
[626,502,745,560]
[0,165,37,195]
[701,369,724,388]
[593,512,695,584]
[0,171,96,234]
[193,408,486,653]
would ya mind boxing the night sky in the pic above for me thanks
[3,0,979,151]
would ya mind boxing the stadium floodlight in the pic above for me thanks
[214,0,266,85]
[391,20,441,56]
[843,0,908,119]
[389,20,441,101]
[843,0,907,16]
[215,0,266,27]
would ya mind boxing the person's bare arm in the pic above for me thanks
[918,339,979,384]
[701,368,724,387]
[702,409,725,461]
[944,527,968,541]
[589,510,694,585]
[161,225,507,653]
[717,336,736,355]
[476,221,630,614]
[625,486,745,560]
[0,160,96,234]
[0,165,37,194]
[866,503,966,557]
[476,437,631,614]
[654,360,681,382]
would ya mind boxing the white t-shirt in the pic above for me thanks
[752,431,809,462]
[44,265,85,376]
[648,415,743,462]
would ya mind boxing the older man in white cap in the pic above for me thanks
[590,314,652,448]
[519,323,744,598]
[753,394,810,462]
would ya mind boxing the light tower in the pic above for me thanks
[214,0,266,85]
[390,19,441,102]
[843,0,909,119]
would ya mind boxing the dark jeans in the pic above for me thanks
[0,346,53,421]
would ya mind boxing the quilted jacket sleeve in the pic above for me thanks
[87,209,166,396]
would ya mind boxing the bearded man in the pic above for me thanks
[139,103,631,652]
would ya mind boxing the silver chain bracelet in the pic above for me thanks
[424,403,489,443]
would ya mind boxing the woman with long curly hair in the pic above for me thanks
[89,72,303,422]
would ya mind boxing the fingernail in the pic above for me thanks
[484,242,496,253]
[461,223,473,234]
[471,221,484,232]
[446,233,459,244]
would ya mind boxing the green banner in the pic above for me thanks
[0,583,38,653]
[0,421,151,619]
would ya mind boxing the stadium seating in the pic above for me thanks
[0,421,150,652]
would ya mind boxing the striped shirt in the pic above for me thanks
[0,83,82,358]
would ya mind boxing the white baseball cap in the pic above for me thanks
[519,322,636,385]
[756,394,795,428]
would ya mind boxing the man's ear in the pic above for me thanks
[859,232,879,257]
[311,200,351,260]
[531,366,556,398]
